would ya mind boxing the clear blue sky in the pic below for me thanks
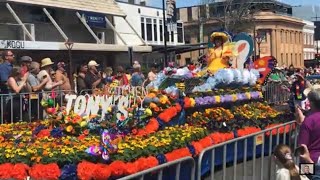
[150,0,320,8]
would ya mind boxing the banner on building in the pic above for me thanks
[166,0,177,31]
[80,12,106,28]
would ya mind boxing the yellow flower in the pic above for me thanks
[214,96,221,103]
[66,125,73,132]
[80,121,87,127]
[145,108,152,116]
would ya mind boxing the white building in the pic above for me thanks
[303,20,316,60]
[114,1,185,46]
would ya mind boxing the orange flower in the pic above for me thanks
[11,163,29,180]
[29,163,60,180]
[237,127,261,137]
[145,118,159,134]
[0,163,14,179]
[191,142,204,156]
[198,136,214,148]
[124,162,138,175]
[165,148,192,162]
[0,136,4,143]
[37,129,50,138]
[77,161,96,180]
[109,160,126,177]
[92,164,111,179]
[146,93,156,98]
[149,102,158,109]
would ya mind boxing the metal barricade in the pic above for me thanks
[0,90,75,124]
[263,82,291,104]
[118,156,196,180]
[197,121,298,180]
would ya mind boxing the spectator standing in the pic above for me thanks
[288,64,295,77]
[84,60,103,92]
[131,61,145,86]
[296,88,320,163]
[76,63,88,95]
[0,50,14,94]
[28,62,48,120]
[113,66,129,86]
[20,56,32,76]
[6,66,31,122]
[291,73,312,110]
[148,64,158,82]
[102,67,113,85]
[55,62,71,91]
[37,58,63,91]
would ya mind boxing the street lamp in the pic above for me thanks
[255,31,265,59]
[162,0,168,67]
[64,40,74,87]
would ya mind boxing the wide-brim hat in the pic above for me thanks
[304,85,320,96]
[41,58,54,68]
[210,32,229,43]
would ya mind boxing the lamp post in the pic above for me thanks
[162,0,168,67]
[64,40,74,87]
[255,32,265,59]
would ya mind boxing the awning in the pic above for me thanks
[0,40,152,52]
[5,0,126,17]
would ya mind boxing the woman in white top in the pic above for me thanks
[274,144,309,180]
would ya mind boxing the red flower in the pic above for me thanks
[198,136,214,148]
[37,129,50,138]
[77,161,97,180]
[145,118,159,134]
[29,163,60,180]
[124,162,138,175]
[237,127,261,137]
[145,156,159,169]
[11,163,29,180]
[109,160,126,177]
[134,157,148,171]
[0,163,14,179]
[165,148,192,162]
[92,164,111,179]
[191,142,204,156]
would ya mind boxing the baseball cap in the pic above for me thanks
[20,56,32,62]
[88,60,99,67]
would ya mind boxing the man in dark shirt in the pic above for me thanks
[0,50,15,94]
[84,60,102,93]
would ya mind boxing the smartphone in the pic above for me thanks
[294,146,305,156]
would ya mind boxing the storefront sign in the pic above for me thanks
[81,12,106,28]
[0,40,25,49]
[0,40,60,50]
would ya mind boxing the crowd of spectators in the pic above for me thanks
[0,50,159,122]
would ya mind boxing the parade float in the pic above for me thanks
[0,31,294,180]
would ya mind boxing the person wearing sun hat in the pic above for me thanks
[84,60,103,92]
[198,31,236,76]
[37,58,63,91]
[290,72,312,110]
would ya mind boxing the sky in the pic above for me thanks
[150,0,320,8]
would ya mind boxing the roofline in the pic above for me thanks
[115,1,163,10]
[178,0,292,9]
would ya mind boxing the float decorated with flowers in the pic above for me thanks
[0,32,294,179]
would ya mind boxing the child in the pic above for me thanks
[274,144,309,180]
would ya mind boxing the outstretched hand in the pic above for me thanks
[295,106,305,125]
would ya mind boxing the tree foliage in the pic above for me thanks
[200,0,259,34]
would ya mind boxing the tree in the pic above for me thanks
[200,0,258,34]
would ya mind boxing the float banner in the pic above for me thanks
[166,0,177,24]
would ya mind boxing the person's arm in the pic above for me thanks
[92,78,102,89]
[7,77,27,94]
[29,76,49,92]
[55,71,65,84]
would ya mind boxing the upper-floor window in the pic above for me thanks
[159,20,163,42]
[141,17,145,40]
[146,18,152,41]
[187,7,192,21]
[177,23,183,43]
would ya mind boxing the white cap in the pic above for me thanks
[88,60,99,67]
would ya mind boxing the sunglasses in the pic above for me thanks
[6,54,14,57]
[51,73,56,76]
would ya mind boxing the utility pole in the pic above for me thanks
[162,0,168,67]
[312,14,320,54]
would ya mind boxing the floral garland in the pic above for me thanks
[0,124,293,179]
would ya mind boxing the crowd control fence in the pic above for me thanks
[262,82,291,105]
[118,156,195,180]
[0,90,75,124]
[196,121,298,180]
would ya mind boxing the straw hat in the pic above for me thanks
[210,32,229,43]
[88,60,99,67]
[41,58,54,68]
[304,85,320,96]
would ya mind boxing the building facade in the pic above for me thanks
[0,0,151,68]
[177,1,306,67]
[302,20,316,60]
[114,1,185,67]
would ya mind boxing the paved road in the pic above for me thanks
[204,156,278,180]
